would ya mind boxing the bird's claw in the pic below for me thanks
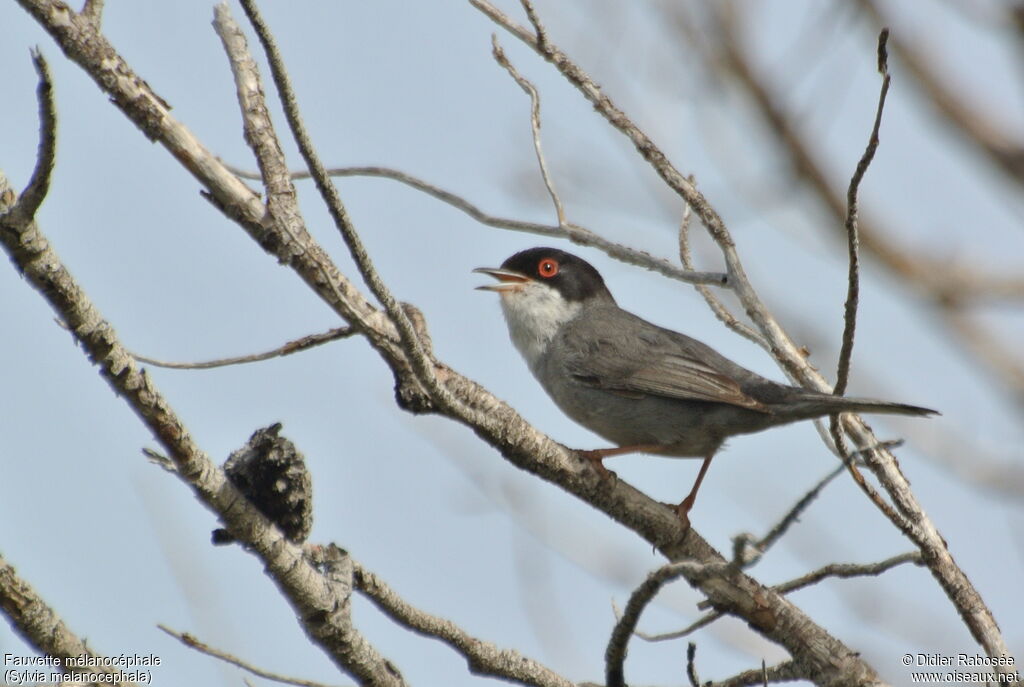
[576,449,618,482]
[674,497,695,531]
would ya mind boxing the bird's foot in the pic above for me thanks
[576,449,618,481]
[675,495,695,530]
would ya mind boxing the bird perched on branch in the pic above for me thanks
[475,247,936,525]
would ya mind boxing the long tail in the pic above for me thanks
[785,393,938,419]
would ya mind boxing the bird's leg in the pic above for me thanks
[676,454,715,520]
[577,444,663,479]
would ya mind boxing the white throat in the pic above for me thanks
[499,282,582,375]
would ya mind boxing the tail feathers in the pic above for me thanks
[787,393,939,418]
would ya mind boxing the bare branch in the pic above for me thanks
[129,326,354,370]
[857,0,1024,188]
[678,199,766,348]
[472,0,1011,673]
[691,1,1024,413]
[635,609,721,643]
[225,162,729,286]
[686,642,700,687]
[491,34,566,227]
[15,2,1009,681]
[710,660,801,687]
[0,163,406,684]
[605,559,734,687]
[0,554,139,686]
[519,0,548,52]
[213,2,296,218]
[158,625,344,687]
[235,0,465,423]
[80,0,102,25]
[730,462,848,571]
[469,0,820,389]
[352,561,574,687]
[8,50,57,225]
[829,27,914,544]
[773,552,923,596]
[835,28,890,397]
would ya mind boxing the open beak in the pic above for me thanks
[473,267,532,293]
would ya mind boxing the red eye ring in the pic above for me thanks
[538,258,559,278]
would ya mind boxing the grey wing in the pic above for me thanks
[559,307,771,413]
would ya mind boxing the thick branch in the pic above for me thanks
[0,554,139,686]
[0,169,404,686]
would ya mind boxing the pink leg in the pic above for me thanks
[676,454,714,520]
[577,444,663,479]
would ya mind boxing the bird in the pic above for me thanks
[474,246,937,524]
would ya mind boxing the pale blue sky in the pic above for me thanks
[1,2,1021,685]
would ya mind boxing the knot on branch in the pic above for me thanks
[212,422,313,545]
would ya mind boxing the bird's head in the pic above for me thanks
[474,247,615,369]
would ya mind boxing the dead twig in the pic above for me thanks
[129,326,354,370]
[158,625,344,687]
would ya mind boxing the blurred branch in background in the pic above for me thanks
[857,0,1024,187]
[661,2,1024,413]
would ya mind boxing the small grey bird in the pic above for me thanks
[475,247,936,522]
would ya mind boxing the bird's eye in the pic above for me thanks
[537,258,559,278]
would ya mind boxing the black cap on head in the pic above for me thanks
[501,247,615,303]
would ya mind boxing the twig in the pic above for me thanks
[472,0,1011,674]
[0,175,407,685]
[0,52,406,683]
[206,1,413,380]
[520,0,548,52]
[755,437,903,522]
[491,34,566,227]
[857,0,1024,187]
[605,559,730,687]
[635,609,721,643]
[834,422,914,533]
[469,0,815,388]
[80,0,103,25]
[10,50,57,225]
[773,551,923,595]
[12,13,781,676]
[730,462,848,571]
[711,660,801,687]
[237,0,469,422]
[129,326,354,369]
[143,447,176,473]
[731,440,911,570]
[16,2,1007,682]
[686,642,700,687]
[835,28,890,396]
[224,162,728,286]
[213,2,297,224]
[829,28,916,536]
[159,625,344,687]
[352,561,574,687]
[678,198,766,348]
